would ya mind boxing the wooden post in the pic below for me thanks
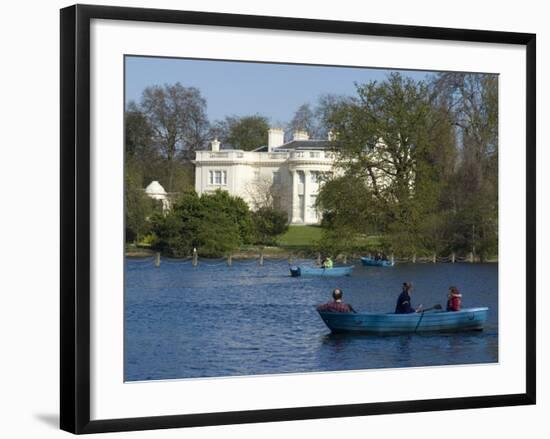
[155,252,161,267]
[469,252,474,263]
[343,254,348,264]
[451,252,456,263]
[390,253,395,265]
[259,249,264,266]
[192,248,198,267]
[227,254,232,266]
[412,253,417,263]
[288,252,293,264]
[316,252,321,266]
[432,253,436,263]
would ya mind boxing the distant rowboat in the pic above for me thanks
[360,256,394,267]
[290,265,354,277]
[318,307,488,334]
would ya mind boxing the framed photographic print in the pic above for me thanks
[60,4,536,434]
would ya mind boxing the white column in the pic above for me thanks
[303,170,310,224]
[291,170,299,224]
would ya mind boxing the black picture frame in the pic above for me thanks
[60,4,536,434]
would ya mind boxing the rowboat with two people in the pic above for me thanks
[289,265,354,277]
[360,256,394,267]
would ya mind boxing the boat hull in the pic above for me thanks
[360,257,394,267]
[318,307,488,334]
[291,266,354,277]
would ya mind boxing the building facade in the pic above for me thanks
[193,128,338,225]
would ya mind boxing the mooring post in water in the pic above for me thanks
[390,253,395,265]
[259,249,264,266]
[451,252,456,263]
[343,254,348,264]
[317,252,321,266]
[227,254,232,266]
[192,248,198,267]
[412,253,417,263]
[155,252,161,267]
[469,252,474,263]
[433,253,436,263]
[288,252,293,264]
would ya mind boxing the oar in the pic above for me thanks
[414,304,442,333]
[418,304,443,313]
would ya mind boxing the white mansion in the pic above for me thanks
[193,128,338,225]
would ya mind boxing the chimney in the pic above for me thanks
[293,130,309,141]
[211,138,220,152]
[268,128,284,151]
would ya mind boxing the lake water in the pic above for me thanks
[125,258,498,381]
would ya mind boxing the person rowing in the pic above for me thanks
[321,256,333,269]
[395,282,423,314]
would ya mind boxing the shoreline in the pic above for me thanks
[125,246,498,263]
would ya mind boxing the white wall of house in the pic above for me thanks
[193,135,337,224]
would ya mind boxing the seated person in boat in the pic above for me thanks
[395,282,422,314]
[317,288,356,313]
[446,286,462,312]
[321,256,334,269]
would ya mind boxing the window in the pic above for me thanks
[209,170,227,186]
[309,151,320,158]
[310,172,319,183]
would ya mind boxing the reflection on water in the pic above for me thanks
[125,259,498,381]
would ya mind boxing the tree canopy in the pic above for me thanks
[316,72,498,259]
[210,115,270,150]
[151,190,254,257]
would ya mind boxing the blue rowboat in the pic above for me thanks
[360,256,394,267]
[290,265,354,277]
[318,307,488,334]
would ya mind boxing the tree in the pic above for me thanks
[315,94,352,139]
[244,175,290,212]
[287,103,318,139]
[199,190,255,245]
[150,190,254,257]
[125,102,164,188]
[139,83,209,191]
[125,166,156,244]
[210,115,270,150]
[252,207,289,246]
[320,73,439,255]
[430,72,498,259]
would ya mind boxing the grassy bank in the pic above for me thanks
[277,225,323,248]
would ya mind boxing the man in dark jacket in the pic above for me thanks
[395,282,421,314]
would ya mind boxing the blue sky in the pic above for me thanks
[125,56,432,125]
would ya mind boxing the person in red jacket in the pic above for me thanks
[446,286,462,311]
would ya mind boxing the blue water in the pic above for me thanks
[125,258,498,381]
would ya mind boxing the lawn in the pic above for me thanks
[277,225,323,248]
